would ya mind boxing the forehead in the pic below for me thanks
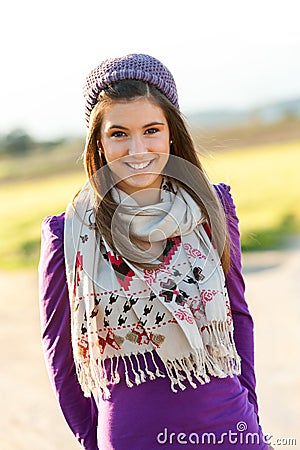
[101,98,167,127]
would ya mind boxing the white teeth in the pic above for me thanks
[127,161,152,170]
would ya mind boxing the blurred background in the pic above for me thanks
[0,0,299,448]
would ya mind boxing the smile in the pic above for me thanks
[126,160,154,170]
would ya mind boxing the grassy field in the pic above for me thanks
[202,139,300,249]
[0,138,299,270]
[0,171,85,270]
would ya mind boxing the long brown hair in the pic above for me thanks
[82,80,230,272]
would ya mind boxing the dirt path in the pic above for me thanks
[0,242,299,449]
[0,270,80,450]
[242,241,300,448]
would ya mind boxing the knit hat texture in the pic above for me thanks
[83,53,179,126]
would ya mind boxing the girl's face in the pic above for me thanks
[99,98,170,195]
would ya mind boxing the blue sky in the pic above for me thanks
[1,0,300,139]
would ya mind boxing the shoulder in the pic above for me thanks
[39,213,67,280]
[41,212,66,241]
[213,182,237,216]
[213,184,242,263]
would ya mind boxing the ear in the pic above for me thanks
[96,139,104,153]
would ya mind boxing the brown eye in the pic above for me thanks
[145,128,159,135]
[111,131,126,138]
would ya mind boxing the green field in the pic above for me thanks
[0,139,299,270]
[203,139,300,250]
[0,171,85,270]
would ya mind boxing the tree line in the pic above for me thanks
[0,128,66,156]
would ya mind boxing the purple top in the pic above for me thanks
[39,183,268,449]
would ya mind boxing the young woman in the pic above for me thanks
[39,54,272,449]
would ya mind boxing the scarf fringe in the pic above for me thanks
[75,350,166,399]
[75,321,241,399]
[206,321,241,375]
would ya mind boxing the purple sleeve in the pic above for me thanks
[38,213,99,450]
[214,183,259,418]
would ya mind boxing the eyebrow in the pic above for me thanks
[108,121,165,131]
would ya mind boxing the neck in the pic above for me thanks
[116,175,164,206]
[129,187,161,206]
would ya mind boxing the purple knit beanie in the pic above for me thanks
[83,53,179,126]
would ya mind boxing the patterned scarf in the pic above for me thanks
[64,179,241,399]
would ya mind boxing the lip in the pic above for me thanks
[125,159,155,172]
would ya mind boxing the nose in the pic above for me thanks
[128,134,148,157]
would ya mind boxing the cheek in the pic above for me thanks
[102,142,126,163]
[159,138,170,155]
[149,135,170,154]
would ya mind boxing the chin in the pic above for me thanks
[120,174,163,194]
